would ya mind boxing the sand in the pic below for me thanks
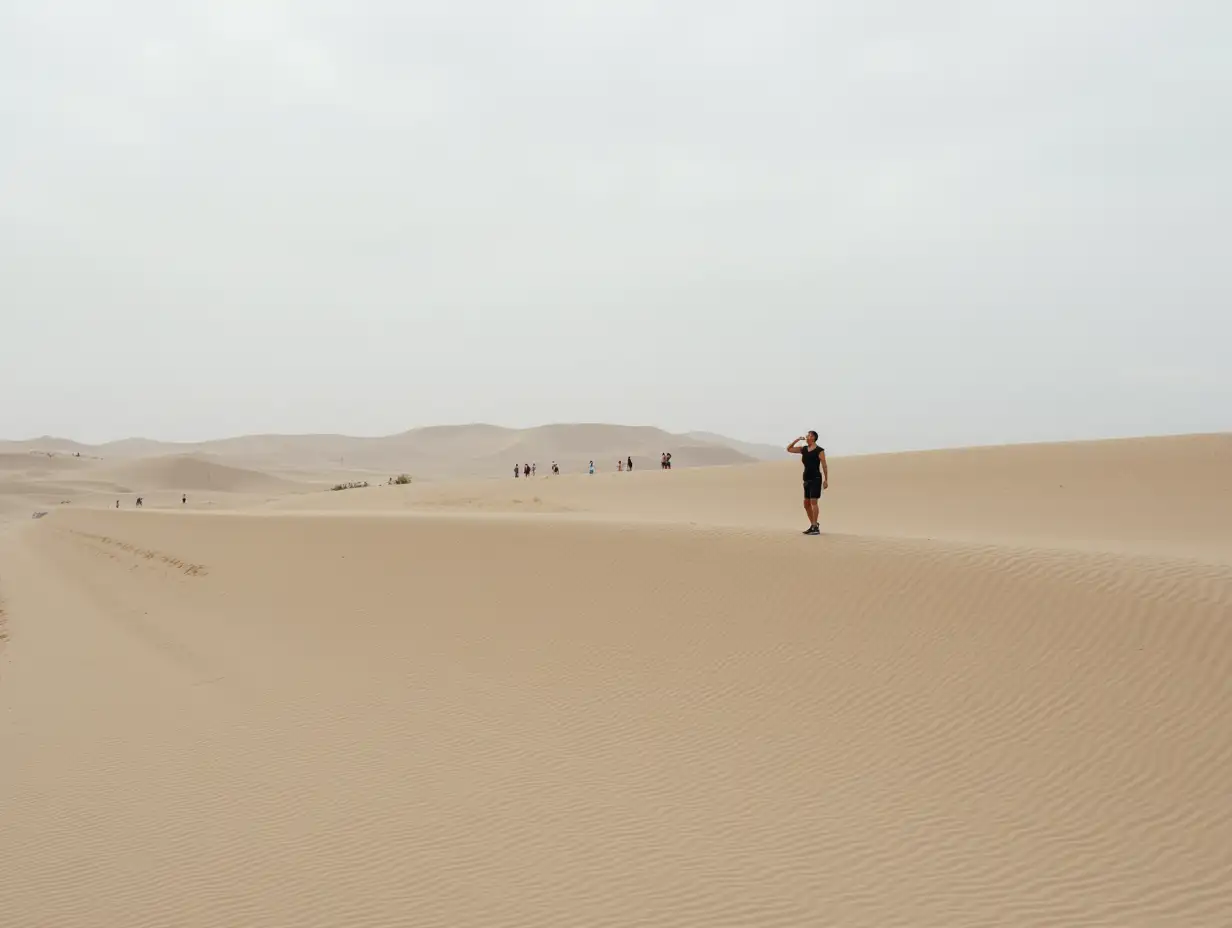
[1,430,1230,926]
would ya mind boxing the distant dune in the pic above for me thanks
[0,423,760,478]
[684,430,783,460]
[0,453,314,520]
[1,431,1230,926]
[0,422,762,520]
[0,451,94,473]
[0,437,97,457]
[95,454,309,494]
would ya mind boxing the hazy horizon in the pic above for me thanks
[5,421,1229,461]
[3,1,1229,453]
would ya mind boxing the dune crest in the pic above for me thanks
[268,433,1232,563]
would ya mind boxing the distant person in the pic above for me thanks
[787,431,828,535]
[627,456,633,472]
[136,497,143,508]
[514,464,519,478]
[617,459,623,472]
[589,460,595,475]
[115,500,119,509]
[532,462,537,477]
[182,494,187,505]
[552,461,559,475]
[660,453,666,470]
[664,452,672,470]
[524,463,530,478]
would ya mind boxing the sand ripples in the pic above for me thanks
[1,509,1229,926]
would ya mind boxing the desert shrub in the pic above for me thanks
[393,474,412,485]
[331,481,369,491]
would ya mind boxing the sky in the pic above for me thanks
[2,0,1229,452]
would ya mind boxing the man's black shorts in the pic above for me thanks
[803,478,823,500]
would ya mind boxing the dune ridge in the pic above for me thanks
[267,432,1232,564]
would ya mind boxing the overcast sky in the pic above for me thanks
[2,1,1228,451]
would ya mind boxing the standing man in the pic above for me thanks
[787,431,828,535]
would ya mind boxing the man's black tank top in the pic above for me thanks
[801,445,823,480]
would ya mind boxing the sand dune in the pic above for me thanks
[0,451,95,472]
[94,453,310,495]
[0,454,99,521]
[0,422,758,478]
[0,436,97,457]
[1,433,1230,926]
[685,429,783,460]
[0,452,318,522]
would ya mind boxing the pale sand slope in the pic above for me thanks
[0,435,1230,927]
[90,453,314,496]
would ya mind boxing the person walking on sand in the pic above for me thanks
[182,494,187,505]
[617,458,623,472]
[589,460,595,475]
[787,431,828,535]
[532,462,537,477]
[627,456,633,472]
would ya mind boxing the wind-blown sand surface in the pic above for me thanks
[1,433,1230,926]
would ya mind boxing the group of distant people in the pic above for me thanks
[114,494,188,509]
[516,456,643,477]
[515,462,566,477]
